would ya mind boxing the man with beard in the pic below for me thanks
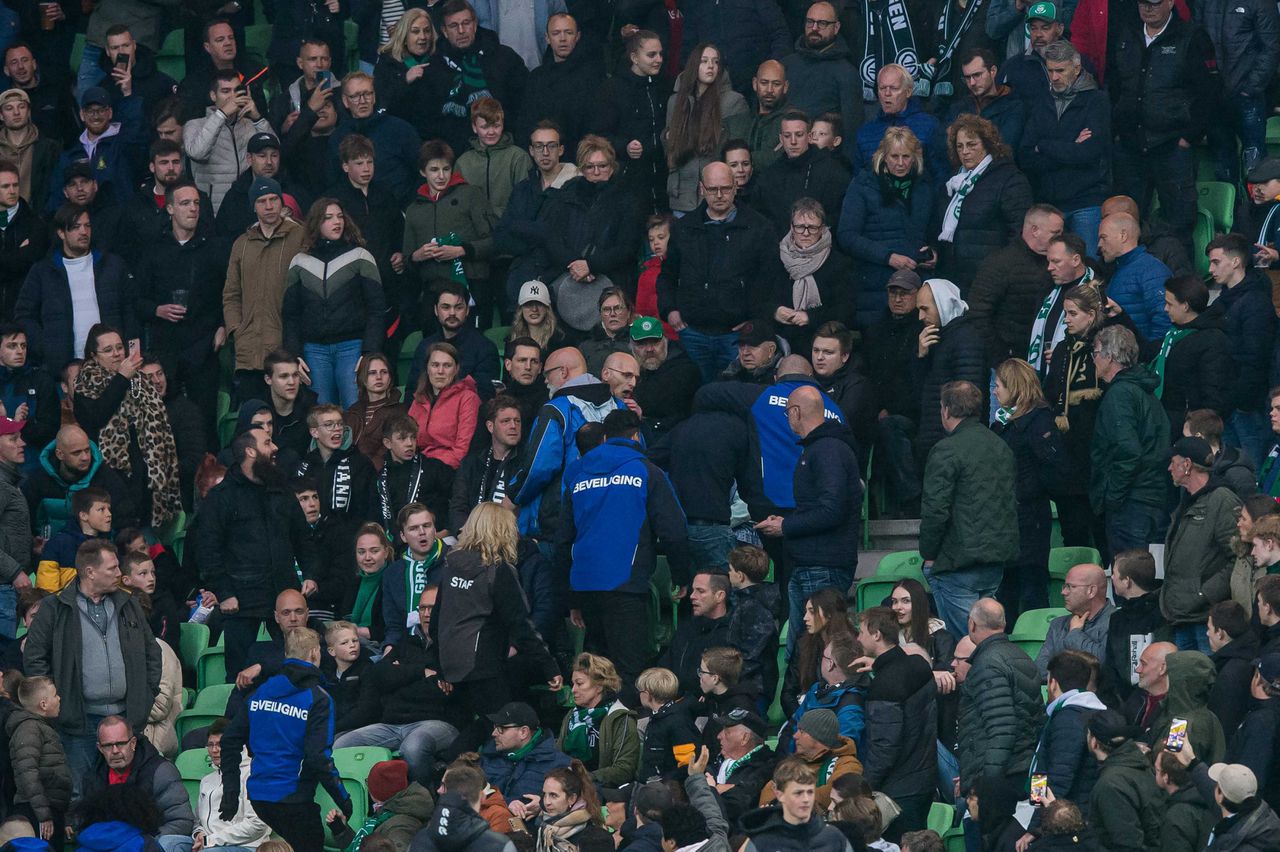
[781,2,862,145]
[496,337,546,440]
[53,164,123,254]
[197,425,320,680]
[47,84,146,213]
[746,60,789,171]
[630,316,701,439]
[405,286,500,401]
[945,48,1025,152]
[116,140,216,265]
[996,2,1068,98]
[0,158,48,318]
[22,423,138,536]
[0,89,59,214]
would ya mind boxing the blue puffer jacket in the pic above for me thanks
[479,729,571,805]
[838,168,935,327]
[73,822,163,852]
[854,99,950,182]
[1107,245,1171,340]
[779,679,866,755]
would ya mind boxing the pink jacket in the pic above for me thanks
[408,375,480,469]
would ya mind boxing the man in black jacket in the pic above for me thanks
[435,1,528,155]
[811,321,874,468]
[449,395,521,532]
[1207,234,1277,468]
[133,180,227,435]
[14,203,134,369]
[657,161,785,383]
[216,132,308,239]
[945,48,1026,152]
[1207,600,1259,739]
[967,204,1064,373]
[709,708,778,825]
[405,286,499,400]
[630,317,702,440]
[1108,0,1219,257]
[865,270,924,517]
[176,19,269,122]
[0,324,58,460]
[496,338,547,440]
[98,27,178,121]
[514,14,603,156]
[197,427,320,681]
[1102,549,1172,707]
[661,571,732,696]
[1198,0,1280,184]
[858,606,938,840]
[1019,41,1110,259]
[753,110,850,238]
[115,141,217,267]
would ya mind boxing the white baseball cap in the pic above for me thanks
[518,280,551,307]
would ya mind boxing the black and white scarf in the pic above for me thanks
[920,0,987,98]
[377,455,427,531]
[860,0,920,101]
[297,452,355,514]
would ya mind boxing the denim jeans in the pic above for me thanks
[686,522,735,568]
[786,566,854,658]
[76,43,105,98]
[0,584,16,638]
[335,719,459,784]
[303,339,363,407]
[1224,409,1269,470]
[1174,623,1210,653]
[1209,93,1267,184]
[1104,500,1166,565]
[157,836,194,852]
[1064,206,1102,260]
[678,326,738,384]
[61,713,105,800]
[925,564,1004,639]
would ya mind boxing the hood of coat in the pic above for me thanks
[1164,651,1216,714]
[3,706,50,738]
[420,792,493,849]
[73,821,151,852]
[415,170,468,201]
[384,781,436,819]
[739,805,829,839]
[38,435,104,488]
[1212,630,1260,667]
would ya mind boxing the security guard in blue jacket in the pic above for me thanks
[219,626,351,850]
[557,409,693,694]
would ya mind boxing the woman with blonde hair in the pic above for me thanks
[427,502,561,752]
[935,114,1031,290]
[993,358,1069,619]
[837,126,935,327]
[373,8,444,135]
[664,42,748,213]
[557,653,640,787]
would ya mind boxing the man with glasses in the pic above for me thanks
[1089,324,1170,562]
[435,0,528,154]
[24,541,160,796]
[478,701,571,817]
[48,84,144,212]
[657,161,784,383]
[754,110,850,237]
[1034,564,1114,680]
[89,715,195,850]
[327,71,421,204]
[781,2,863,145]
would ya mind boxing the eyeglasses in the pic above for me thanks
[583,162,612,172]
[545,365,569,377]
[696,667,711,677]
[98,739,134,751]
[345,91,374,102]
[702,185,735,196]
[804,17,838,27]
[82,105,111,117]
[416,604,434,612]
[601,305,628,315]
[953,655,971,664]
[1061,582,1093,591]
[530,142,560,153]
[792,224,822,234]
[315,420,344,431]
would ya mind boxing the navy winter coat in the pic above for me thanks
[838,169,935,328]
[783,419,862,568]
[1018,76,1112,211]
[14,250,134,369]
[1210,270,1276,413]
[933,158,1033,291]
[479,730,570,804]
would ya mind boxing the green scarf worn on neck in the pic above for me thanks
[349,565,386,627]
[562,703,609,765]
[506,728,544,761]
[1150,327,1196,399]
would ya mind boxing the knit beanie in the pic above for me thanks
[367,759,410,803]
[798,708,842,749]
[248,176,282,211]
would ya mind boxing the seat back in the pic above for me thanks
[1011,608,1069,639]
[1047,546,1101,579]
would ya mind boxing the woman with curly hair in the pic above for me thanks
[535,760,615,851]
[556,653,640,788]
[933,114,1032,290]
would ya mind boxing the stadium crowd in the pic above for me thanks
[0,0,1278,848]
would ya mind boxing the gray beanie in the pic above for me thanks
[248,176,282,210]
[798,708,842,749]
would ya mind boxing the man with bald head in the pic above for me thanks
[513,346,628,546]
[601,351,640,404]
[957,598,1045,791]
[1096,212,1172,339]
[1101,194,1193,276]
[781,2,863,146]
[757,384,861,649]
[657,161,786,383]
[23,423,138,535]
[1128,640,1177,733]
[748,60,790,169]
[1035,563,1115,680]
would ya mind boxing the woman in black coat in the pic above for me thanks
[914,278,986,459]
[993,358,1070,621]
[838,125,935,328]
[1150,275,1233,440]
[591,30,670,211]
[773,197,854,354]
[371,9,447,139]
[932,114,1032,293]
[538,137,647,330]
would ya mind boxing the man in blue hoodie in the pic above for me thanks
[557,409,692,692]
[219,626,351,850]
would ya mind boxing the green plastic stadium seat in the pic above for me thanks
[855,578,899,612]
[398,331,423,388]
[1011,608,1068,640]
[175,747,214,810]
[928,802,956,835]
[196,647,226,691]
[179,622,211,669]
[876,551,924,579]
[1197,181,1235,233]
[333,746,394,783]
[1047,546,1101,579]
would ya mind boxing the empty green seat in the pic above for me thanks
[1198,181,1235,232]
[333,746,394,783]
[876,550,924,579]
[1047,546,1101,579]
[1011,608,1068,639]
[398,331,423,388]
[197,647,226,691]
[855,578,899,612]
[179,622,211,669]
[928,801,956,835]
[175,683,234,741]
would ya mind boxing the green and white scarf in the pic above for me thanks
[860,0,920,102]
[939,154,992,242]
[1028,268,1093,374]
[1150,327,1195,399]
[562,703,609,764]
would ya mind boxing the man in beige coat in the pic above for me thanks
[223,176,305,397]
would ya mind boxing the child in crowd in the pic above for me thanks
[634,214,676,339]
[456,97,533,219]
[810,112,844,154]
[697,647,759,759]
[636,667,699,782]
[121,551,183,649]
[381,503,446,649]
[326,758,434,851]
[323,620,370,735]
[378,415,444,532]
[6,675,71,849]
[728,545,783,625]
[36,487,111,592]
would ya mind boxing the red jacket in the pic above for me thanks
[408,375,480,469]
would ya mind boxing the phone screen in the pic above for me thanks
[115,53,129,68]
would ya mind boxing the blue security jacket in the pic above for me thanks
[219,659,350,811]
[513,378,627,538]
[556,438,692,597]
[695,376,844,514]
